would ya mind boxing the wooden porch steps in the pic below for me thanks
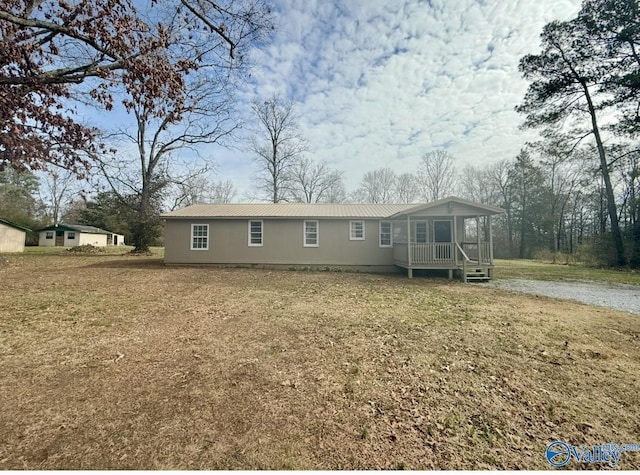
[462,266,492,283]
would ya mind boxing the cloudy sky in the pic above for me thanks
[212,0,582,197]
[84,0,581,200]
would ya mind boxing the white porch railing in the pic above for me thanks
[410,243,454,265]
[461,242,492,265]
[394,241,493,266]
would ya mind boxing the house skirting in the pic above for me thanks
[164,262,402,274]
[395,261,494,280]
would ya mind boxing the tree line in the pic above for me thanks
[3,136,636,267]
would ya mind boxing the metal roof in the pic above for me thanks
[162,203,417,219]
[0,218,31,232]
[36,224,114,235]
[163,198,505,219]
[388,196,505,217]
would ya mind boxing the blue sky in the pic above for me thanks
[84,0,582,200]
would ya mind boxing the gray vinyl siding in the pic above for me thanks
[164,218,395,266]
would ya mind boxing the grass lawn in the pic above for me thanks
[494,258,640,285]
[0,253,639,469]
[22,245,165,256]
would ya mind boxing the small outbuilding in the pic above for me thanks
[37,224,125,247]
[0,218,30,253]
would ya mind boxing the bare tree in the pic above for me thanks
[458,165,482,203]
[356,168,397,203]
[394,172,420,203]
[211,179,237,204]
[37,168,81,225]
[418,150,457,201]
[533,131,586,254]
[290,157,344,203]
[486,159,517,257]
[98,71,241,250]
[324,177,348,203]
[458,165,501,204]
[170,173,236,208]
[0,0,273,173]
[78,0,272,252]
[169,166,217,210]
[250,95,308,203]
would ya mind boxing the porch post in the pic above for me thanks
[489,215,494,264]
[453,215,458,266]
[407,215,412,267]
[476,216,482,264]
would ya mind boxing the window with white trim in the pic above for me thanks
[191,224,209,250]
[349,220,365,240]
[248,220,263,246]
[379,221,392,247]
[45,231,54,239]
[304,220,319,247]
[67,232,76,239]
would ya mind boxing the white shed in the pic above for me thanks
[37,224,120,247]
[0,218,30,253]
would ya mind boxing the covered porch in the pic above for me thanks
[389,197,504,282]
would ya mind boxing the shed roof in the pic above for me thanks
[162,203,416,219]
[0,218,31,232]
[36,224,113,235]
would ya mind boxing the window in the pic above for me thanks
[248,220,263,246]
[304,220,319,247]
[349,220,365,240]
[379,221,392,247]
[191,224,209,250]
[416,222,428,243]
[45,231,53,239]
[67,232,76,240]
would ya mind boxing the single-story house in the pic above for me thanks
[37,224,125,247]
[0,218,30,253]
[162,196,505,281]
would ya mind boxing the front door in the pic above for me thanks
[433,220,452,260]
[55,230,64,246]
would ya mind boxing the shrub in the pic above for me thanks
[67,244,105,254]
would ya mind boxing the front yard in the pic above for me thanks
[0,252,638,469]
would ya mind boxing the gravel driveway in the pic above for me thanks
[486,279,640,315]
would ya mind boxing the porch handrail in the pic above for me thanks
[455,242,471,262]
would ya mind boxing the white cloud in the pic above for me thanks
[214,0,582,197]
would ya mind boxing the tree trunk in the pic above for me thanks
[519,186,527,259]
[630,221,640,268]
[132,171,155,253]
[506,208,514,258]
[582,82,626,266]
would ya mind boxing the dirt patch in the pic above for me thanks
[0,255,639,469]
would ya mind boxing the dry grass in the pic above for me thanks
[495,258,640,285]
[0,253,639,469]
